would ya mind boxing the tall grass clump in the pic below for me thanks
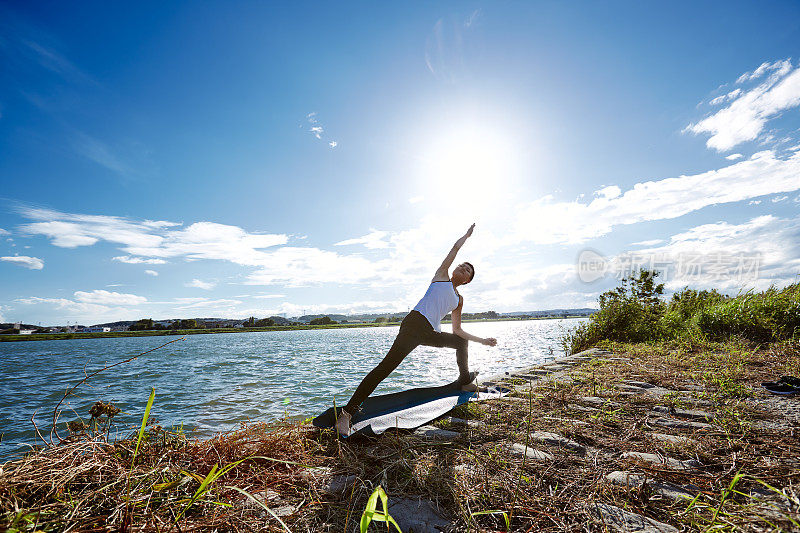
[693,285,800,343]
[562,270,667,353]
[562,270,800,354]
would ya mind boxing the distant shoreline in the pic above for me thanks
[0,315,588,343]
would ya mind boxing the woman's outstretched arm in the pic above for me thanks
[434,223,475,280]
[450,297,498,346]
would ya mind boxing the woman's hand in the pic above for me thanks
[464,223,475,239]
[482,337,497,347]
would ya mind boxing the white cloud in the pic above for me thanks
[18,208,287,265]
[464,9,482,28]
[749,200,762,205]
[513,150,800,245]
[113,255,167,265]
[275,300,404,317]
[252,294,286,299]
[334,229,390,249]
[72,132,129,174]
[633,214,800,291]
[246,247,380,287]
[631,239,663,247]
[19,208,176,249]
[1,255,44,269]
[595,185,622,199]
[186,278,216,290]
[687,59,800,151]
[736,59,792,84]
[74,289,148,306]
[0,228,9,235]
[772,195,788,203]
[174,298,242,310]
[16,296,112,318]
[306,112,336,146]
[144,269,158,276]
[710,88,742,106]
[725,153,743,160]
[409,196,425,204]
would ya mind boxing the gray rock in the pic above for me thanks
[580,396,621,408]
[530,431,586,454]
[651,417,713,431]
[606,470,647,489]
[622,451,703,471]
[271,505,296,517]
[508,443,554,461]
[619,384,648,393]
[577,348,613,357]
[414,425,460,440]
[388,497,451,533]
[513,370,548,378]
[650,481,698,501]
[241,490,296,518]
[649,432,695,445]
[643,387,675,398]
[444,417,485,429]
[543,364,567,372]
[592,502,678,533]
[324,474,357,494]
[606,471,697,500]
[651,406,714,421]
[625,380,657,389]
[298,466,332,483]
[453,463,478,477]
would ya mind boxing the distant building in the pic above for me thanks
[84,327,111,333]
[19,329,34,335]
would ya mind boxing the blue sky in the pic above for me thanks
[2,1,800,325]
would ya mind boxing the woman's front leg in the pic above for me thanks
[343,335,417,414]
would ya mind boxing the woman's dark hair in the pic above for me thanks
[464,262,475,283]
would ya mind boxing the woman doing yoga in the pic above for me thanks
[336,223,497,436]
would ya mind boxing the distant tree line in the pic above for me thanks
[309,316,337,325]
[128,316,285,331]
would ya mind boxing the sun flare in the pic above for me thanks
[418,123,517,206]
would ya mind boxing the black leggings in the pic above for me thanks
[344,310,471,414]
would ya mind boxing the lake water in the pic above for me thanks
[0,318,585,459]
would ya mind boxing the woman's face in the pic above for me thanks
[453,263,474,284]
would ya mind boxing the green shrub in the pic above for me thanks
[562,270,800,353]
[693,287,800,343]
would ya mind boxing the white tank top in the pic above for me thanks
[413,281,460,332]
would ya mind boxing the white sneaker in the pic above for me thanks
[335,409,352,437]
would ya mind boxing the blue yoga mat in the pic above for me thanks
[313,382,510,437]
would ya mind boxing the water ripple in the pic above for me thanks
[0,319,584,458]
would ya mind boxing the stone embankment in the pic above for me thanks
[308,346,799,532]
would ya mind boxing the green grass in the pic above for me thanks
[562,270,800,354]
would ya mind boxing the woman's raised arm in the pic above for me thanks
[434,223,475,280]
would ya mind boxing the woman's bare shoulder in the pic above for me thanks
[431,270,450,282]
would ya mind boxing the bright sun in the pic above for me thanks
[418,122,517,207]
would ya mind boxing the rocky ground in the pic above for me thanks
[3,342,799,532]
[304,344,800,532]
